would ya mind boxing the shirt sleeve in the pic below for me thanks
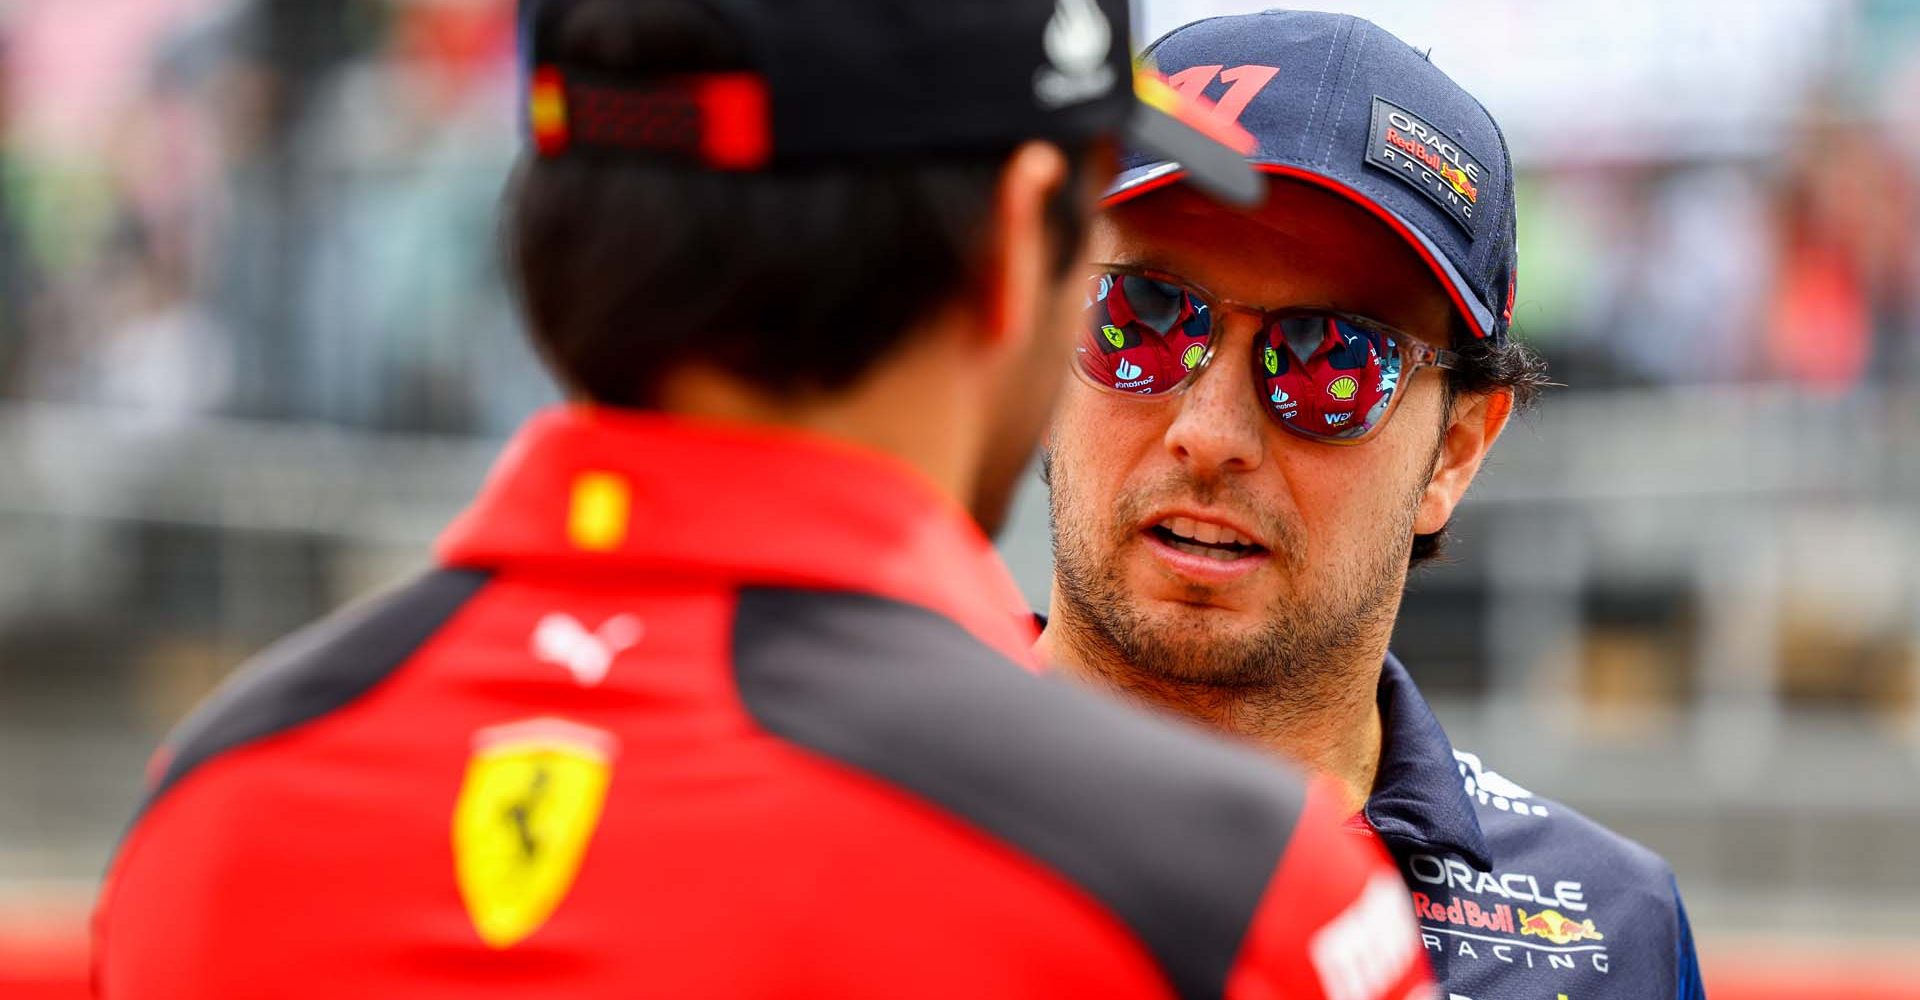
[1673,876,1706,1000]
[1225,778,1436,1000]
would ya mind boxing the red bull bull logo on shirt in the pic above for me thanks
[1518,909,1605,946]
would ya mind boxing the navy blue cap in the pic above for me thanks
[1109,11,1518,344]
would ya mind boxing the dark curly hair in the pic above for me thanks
[1408,324,1553,568]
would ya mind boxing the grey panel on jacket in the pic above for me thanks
[732,586,1312,1000]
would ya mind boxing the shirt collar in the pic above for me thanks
[437,406,1039,664]
[1364,652,1494,871]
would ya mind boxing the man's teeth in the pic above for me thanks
[1159,517,1253,551]
[1166,537,1245,561]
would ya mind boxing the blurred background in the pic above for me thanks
[1,0,1917,995]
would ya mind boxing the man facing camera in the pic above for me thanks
[1041,11,1705,1000]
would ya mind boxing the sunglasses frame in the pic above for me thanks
[1077,264,1460,445]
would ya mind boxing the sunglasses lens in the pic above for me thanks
[1075,273,1213,396]
[1258,315,1406,440]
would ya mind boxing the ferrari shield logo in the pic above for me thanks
[452,718,617,949]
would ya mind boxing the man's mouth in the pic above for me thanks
[1147,516,1267,562]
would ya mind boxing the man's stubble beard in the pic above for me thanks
[1047,450,1425,706]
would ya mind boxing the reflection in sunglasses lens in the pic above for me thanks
[1259,316,1402,440]
[1077,274,1213,397]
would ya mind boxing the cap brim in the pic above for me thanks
[1122,71,1263,208]
[1103,160,1498,339]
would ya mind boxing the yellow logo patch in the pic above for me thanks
[453,718,617,949]
[1102,324,1127,349]
[567,472,630,552]
[1181,343,1206,371]
[1327,375,1359,401]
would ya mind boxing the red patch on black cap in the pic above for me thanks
[535,70,772,170]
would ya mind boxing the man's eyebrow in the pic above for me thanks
[1095,254,1172,271]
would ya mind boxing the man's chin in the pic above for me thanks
[1112,603,1285,686]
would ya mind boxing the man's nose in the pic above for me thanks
[1163,315,1269,476]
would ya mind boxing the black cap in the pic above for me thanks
[518,0,1262,205]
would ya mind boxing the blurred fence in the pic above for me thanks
[5,388,1920,930]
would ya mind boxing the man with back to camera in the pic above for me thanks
[93,1,1438,998]
[1039,11,1706,1000]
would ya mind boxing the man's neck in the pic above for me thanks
[1037,612,1386,817]
[653,317,986,515]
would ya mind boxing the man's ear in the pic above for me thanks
[982,141,1070,349]
[1413,388,1513,534]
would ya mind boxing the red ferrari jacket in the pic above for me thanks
[95,406,1431,1000]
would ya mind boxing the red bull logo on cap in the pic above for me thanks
[1438,163,1478,203]
[1366,97,1489,236]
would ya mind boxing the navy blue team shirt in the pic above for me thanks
[1367,653,1706,999]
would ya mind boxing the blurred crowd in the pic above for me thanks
[7,1,1920,439]
[0,0,547,434]
[1520,115,1920,391]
